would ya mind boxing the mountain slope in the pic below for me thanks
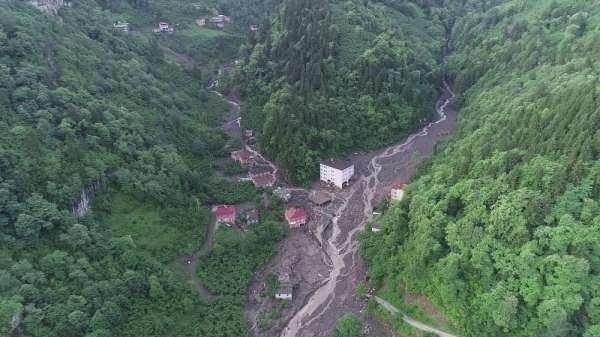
[231,0,446,184]
[0,1,278,336]
[361,1,600,337]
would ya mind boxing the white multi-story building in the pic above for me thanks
[320,159,354,189]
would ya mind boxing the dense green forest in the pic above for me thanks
[230,0,446,184]
[361,1,600,337]
[0,0,284,336]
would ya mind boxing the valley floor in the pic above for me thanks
[237,84,458,337]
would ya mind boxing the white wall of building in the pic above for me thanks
[390,188,405,201]
[275,293,292,300]
[320,164,354,189]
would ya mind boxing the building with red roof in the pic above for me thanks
[285,208,307,229]
[213,205,236,225]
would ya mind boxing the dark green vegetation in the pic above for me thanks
[198,199,286,296]
[361,1,600,337]
[333,312,363,337]
[0,0,281,336]
[231,0,447,184]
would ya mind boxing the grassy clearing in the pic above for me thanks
[179,25,229,39]
[100,193,207,262]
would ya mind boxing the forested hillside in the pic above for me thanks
[361,1,600,336]
[231,0,446,184]
[0,1,281,336]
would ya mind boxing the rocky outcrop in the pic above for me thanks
[72,178,104,217]
[29,0,66,14]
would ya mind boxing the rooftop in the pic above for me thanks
[321,158,353,170]
[285,208,306,222]
[232,149,252,161]
[250,172,276,187]
[213,205,235,217]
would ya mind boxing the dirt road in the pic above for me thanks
[373,296,457,337]
[280,82,457,337]
[176,213,219,300]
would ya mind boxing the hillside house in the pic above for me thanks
[213,205,236,225]
[275,273,293,300]
[250,25,258,32]
[390,182,407,201]
[285,208,307,229]
[231,149,255,165]
[113,21,129,32]
[320,159,354,189]
[154,22,173,33]
[244,129,254,139]
[371,222,382,233]
[209,15,231,28]
[250,172,276,188]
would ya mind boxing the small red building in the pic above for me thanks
[213,205,236,225]
[285,208,307,229]
[154,22,173,33]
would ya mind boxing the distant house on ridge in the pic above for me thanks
[113,21,129,32]
[154,22,173,33]
[209,14,231,28]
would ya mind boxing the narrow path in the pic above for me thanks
[177,217,219,300]
[212,90,280,179]
[373,296,457,337]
